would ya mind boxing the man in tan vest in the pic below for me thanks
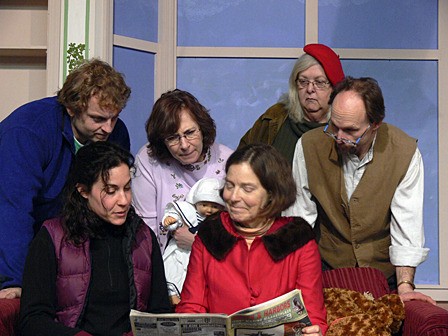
[284,76,435,305]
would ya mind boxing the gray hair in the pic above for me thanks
[279,54,331,123]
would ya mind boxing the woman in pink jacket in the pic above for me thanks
[177,144,328,335]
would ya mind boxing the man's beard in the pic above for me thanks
[336,143,358,155]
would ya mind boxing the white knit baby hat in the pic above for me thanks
[186,177,225,207]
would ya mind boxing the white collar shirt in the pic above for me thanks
[284,136,429,267]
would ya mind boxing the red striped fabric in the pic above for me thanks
[322,267,390,299]
[403,300,448,336]
[0,298,20,336]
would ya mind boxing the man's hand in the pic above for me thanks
[396,266,436,305]
[399,289,437,305]
[0,287,21,299]
[172,225,195,250]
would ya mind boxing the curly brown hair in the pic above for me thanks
[57,58,131,116]
[145,89,216,161]
[62,141,135,245]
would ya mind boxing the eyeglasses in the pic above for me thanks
[296,78,331,90]
[164,128,201,146]
[323,122,371,147]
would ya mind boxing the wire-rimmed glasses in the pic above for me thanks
[296,78,331,90]
[164,128,201,147]
[323,122,371,147]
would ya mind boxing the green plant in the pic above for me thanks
[67,43,86,72]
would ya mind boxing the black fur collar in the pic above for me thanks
[197,215,315,261]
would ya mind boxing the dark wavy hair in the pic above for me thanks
[145,89,217,161]
[57,58,131,116]
[61,141,135,245]
[224,144,297,219]
[329,76,385,124]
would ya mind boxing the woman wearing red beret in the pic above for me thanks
[238,43,344,166]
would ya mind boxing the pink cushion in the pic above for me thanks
[322,267,390,299]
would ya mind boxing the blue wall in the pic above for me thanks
[114,0,440,285]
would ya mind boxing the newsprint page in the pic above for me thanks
[130,289,312,336]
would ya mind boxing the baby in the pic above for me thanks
[162,177,225,305]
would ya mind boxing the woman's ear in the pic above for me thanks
[76,183,89,199]
[265,192,272,207]
[260,195,271,210]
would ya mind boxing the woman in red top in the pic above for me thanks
[176,144,327,335]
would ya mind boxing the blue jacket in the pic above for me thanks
[0,97,130,288]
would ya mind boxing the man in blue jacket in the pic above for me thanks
[0,58,131,298]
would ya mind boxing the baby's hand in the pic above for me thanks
[164,216,178,227]
[161,216,183,234]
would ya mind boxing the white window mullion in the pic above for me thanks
[156,0,177,98]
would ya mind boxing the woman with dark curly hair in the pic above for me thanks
[19,142,171,336]
[132,89,232,252]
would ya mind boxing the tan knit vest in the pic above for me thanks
[302,123,417,278]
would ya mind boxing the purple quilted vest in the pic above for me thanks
[44,217,153,328]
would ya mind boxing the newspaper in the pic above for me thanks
[130,289,312,336]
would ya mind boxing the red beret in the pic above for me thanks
[303,44,345,86]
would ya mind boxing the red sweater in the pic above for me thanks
[176,212,328,334]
